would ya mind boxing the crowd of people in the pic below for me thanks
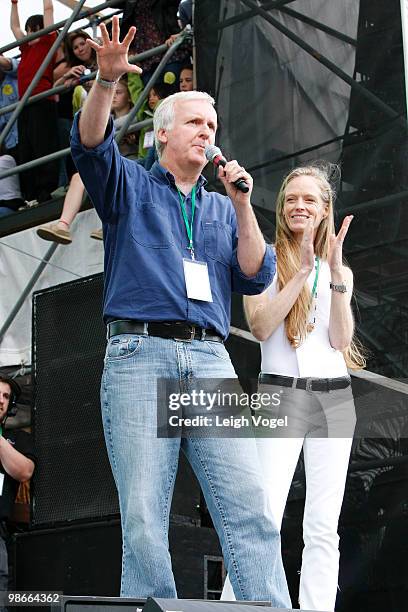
[0,0,193,228]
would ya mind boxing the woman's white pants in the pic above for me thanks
[221,436,353,611]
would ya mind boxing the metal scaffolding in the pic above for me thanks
[0,0,192,344]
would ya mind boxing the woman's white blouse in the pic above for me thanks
[260,260,348,378]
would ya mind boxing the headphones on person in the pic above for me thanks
[0,376,21,419]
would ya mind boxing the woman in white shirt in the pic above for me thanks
[222,164,364,611]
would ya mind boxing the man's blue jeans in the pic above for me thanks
[101,333,290,606]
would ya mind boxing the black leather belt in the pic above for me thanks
[259,373,351,392]
[107,320,223,343]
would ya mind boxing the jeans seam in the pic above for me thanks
[101,367,119,482]
[161,450,179,533]
[187,437,245,599]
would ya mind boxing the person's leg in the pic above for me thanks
[36,173,85,244]
[30,100,60,202]
[181,341,291,607]
[58,173,85,226]
[220,435,303,601]
[300,436,353,611]
[57,117,72,187]
[222,384,307,600]
[101,334,183,598]
[18,106,36,202]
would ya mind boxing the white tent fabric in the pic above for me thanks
[0,209,103,366]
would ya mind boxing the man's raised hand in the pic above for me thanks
[87,15,142,82]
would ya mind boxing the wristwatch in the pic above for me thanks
[96,70,118,89]
[330,282,347,293]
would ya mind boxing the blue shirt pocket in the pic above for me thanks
[131,201,174,248]
[203,221,233,267]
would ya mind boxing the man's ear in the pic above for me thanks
[157,128,167,146]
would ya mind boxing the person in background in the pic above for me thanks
[0,144,24,217]
[120,0,190,87]
[112,77,139,159]
[37,77,136,244]
[179,64,193,91]
[222,164,364,611]
[138,82,176,164]
[53,30,97,187]
[177,0,192,28]
[0,143,24,217]
[0,376,35,592]
[10,0,59,204]
[0,55,19,162]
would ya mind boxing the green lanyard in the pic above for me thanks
[311,256,320,299]
[177,185,196,259]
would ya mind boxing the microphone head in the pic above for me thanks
[205,145,222,163]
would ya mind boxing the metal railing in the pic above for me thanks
[0,0,89,149]
[0,43,173,118]
[0,27,192,181]
[0,0,123,55]
[0,8,192,340]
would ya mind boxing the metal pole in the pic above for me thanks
[245,130,361,175]
[216,0,297,30]
[0,44,170,118]
[240,0,405,127]
[0,0,123,55]
[0,243,59,344]
[278,6,356,46]
[71,9,123,36]
[115,29,191,143]
[0,119,153,181]
[0,0,88,149]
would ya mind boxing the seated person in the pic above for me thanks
[37,78,137,244]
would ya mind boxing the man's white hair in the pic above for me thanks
[153,91,215,158]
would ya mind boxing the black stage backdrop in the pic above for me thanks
[196,0,408,380]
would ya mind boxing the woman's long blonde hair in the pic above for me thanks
[275,164,365,369]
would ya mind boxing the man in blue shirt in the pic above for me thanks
[71,17,290,607]
[0,56,19,158]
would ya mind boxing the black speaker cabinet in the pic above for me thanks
[59,597,275,612]
[61,596,146,612]
[12,520,222,600]
[32,274,201,527]
[143,599,300,612]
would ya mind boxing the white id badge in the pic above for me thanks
[0,473,4,495]
[183,258,213,302]
[143,130,155,148]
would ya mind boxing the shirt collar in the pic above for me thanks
[150,162,207,193]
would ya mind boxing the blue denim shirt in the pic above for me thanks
[71,114,275,338]
[0,59,19,150]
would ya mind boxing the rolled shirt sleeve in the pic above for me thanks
[231,243,276,295]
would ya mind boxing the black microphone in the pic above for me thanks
[205,145,250,193]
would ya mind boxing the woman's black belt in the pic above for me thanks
[259,373,351,392]
[107,320,223,343]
